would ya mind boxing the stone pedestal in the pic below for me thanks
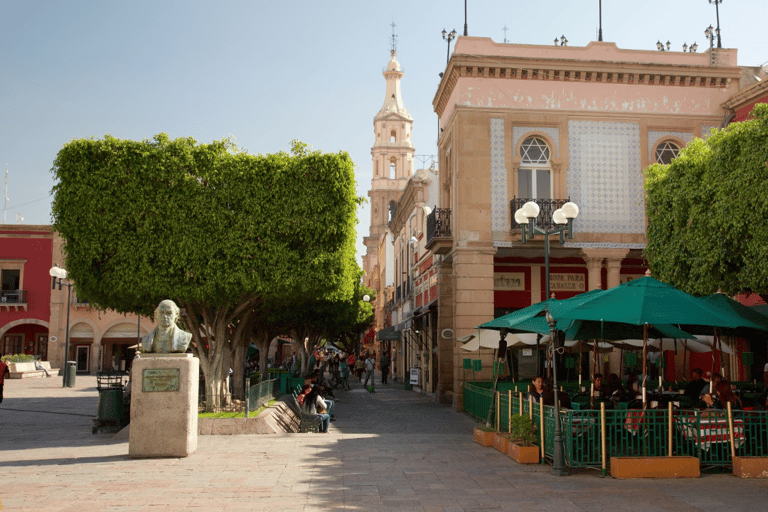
[129,353,198,458]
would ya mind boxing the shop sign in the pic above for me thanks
[494,272,525,291]
[550,273,585,291]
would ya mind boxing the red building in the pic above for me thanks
[0,225,53,359]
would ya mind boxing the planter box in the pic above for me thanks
[733,456,768,478]
[610,456,699,479]
[508,442,540,464]
[473,428,494,447]
[493,432,511,453]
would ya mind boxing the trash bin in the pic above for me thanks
[93,372,127,434]
[65,361,77,388]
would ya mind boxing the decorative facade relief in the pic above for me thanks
[567,120,644,234]
[490,118,507,232]
[647,131,693,160]
[512,126,560,157]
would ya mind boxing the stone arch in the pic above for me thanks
[0,318,49,340]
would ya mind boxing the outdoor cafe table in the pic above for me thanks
[676,411,745,450]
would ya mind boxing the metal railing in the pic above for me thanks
[0,290,27,303]
[510,198,569,231]
[247,377,279,416]
[463,382,768,469]
[426,208,452,242]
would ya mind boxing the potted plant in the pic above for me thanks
[473,424,495,447]
[493,430,512,453]
[507,415,539,464]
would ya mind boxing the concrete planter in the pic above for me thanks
[733,456,768,478]
[473,427,495,447]
[610,456,699,478]
[493,432,511,453]
[508,442,540,464]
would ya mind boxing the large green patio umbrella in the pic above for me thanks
[548,276,768,407]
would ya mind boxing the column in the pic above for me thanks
[605,249,630,289]
[580,249,605,291]
[451,245,496,410]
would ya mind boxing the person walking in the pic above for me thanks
[379,351,390,385]
[363,353,376,388]
[0,357,9,403]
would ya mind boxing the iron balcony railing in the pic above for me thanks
[426,208,452,243]
[510,197,570,232]
[0,290,27,304]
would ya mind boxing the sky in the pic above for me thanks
[1,0,766,265]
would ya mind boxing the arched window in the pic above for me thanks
[518,136,552,199]
[390,129,397,143]
[389,158,397,179]
[389,201,397,222]
[655,141,681,164]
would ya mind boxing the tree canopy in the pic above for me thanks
[52,134,362,400]
[645,103,768,300]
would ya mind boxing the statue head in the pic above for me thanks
[154,299,180,330]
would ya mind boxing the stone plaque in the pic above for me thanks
[142,368,180,392]
[494,272,525,291]
[550,273,586,292]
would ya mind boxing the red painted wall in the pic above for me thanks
[0,228,53,331]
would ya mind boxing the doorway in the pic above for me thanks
[76,345,90,373]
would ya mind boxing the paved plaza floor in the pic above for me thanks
[1,373,767,512]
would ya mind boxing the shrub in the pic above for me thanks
[1,354,35,363]
[509,414,537,446]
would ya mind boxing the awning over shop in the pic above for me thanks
[376,326,401,341]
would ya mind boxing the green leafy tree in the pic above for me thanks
[52,135,360,407]
[645,104,768,301]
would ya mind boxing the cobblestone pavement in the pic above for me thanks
[1,373,767,511]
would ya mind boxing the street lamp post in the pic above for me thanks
[705,25,716,65]
[49,265,73,388]
[514,200,579,476]
[442,28,457,65]
[709,0,722,48]
[463,0,468,36]
[546,310,567,476]
[514,201,579,301]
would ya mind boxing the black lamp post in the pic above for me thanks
[545,310,567,476]
[709,0,722,48]
[49,265,73,388]
[514,201,579,301]
[442,28,457,65]
[514,200,579,476]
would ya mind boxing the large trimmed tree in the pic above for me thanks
[645,104,768,301]
[52,135,360,405]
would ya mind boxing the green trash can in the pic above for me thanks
[65,361,77,388]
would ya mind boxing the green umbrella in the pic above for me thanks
[548,276,767,406]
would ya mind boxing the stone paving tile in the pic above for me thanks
[4,375,768,511]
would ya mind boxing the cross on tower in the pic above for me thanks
[502,25,508,43]
[390,21,397,53]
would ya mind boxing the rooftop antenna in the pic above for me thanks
[502,25,508,43]
[3,164,8,224]
[598,0,603,41]
[390,20,397,55]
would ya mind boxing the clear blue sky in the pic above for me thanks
[2,0,766,264]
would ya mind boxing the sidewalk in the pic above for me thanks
[1,373,767,511]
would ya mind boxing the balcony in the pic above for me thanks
[0,290,28,311]
[425,208,453,254]
[510,197,570,232]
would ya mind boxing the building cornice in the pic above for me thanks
[434,38,741,118]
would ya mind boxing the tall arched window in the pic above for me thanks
[655,140,681,164]
[518,136,552,199]
[389,157,397,179]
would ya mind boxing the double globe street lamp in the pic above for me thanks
[514,200,579,476]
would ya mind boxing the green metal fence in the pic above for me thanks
[464,382,768,469]
[246,378,278,416]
